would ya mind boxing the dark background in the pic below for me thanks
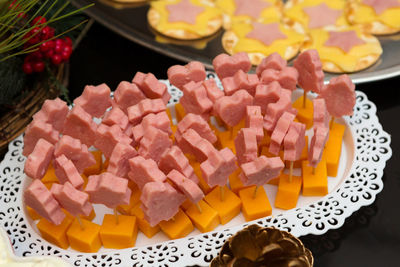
[68,22,400,266]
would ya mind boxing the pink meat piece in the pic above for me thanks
[23,119,59,156]
[128,156,166,190]
[363,0,400,15]
[138,126,172,163]
[132,72,170,104]
[140,181,186,227]
[54,135,96,174]
[222,70,259,96]
[108,142,138,178]
[283,122,306,162]
[214,89,253,127]
[239,156,284,186]
[269,111,296,155]
[308,126,329,168]
[167,170,204,203]
[235,128,258,165]
[51,182,93,217]
[167,61,206,89]
[320,74,356,117]
[256,52,287,77]
[32,97,69,132]
[127,98,166,125]
[177,128,216,163]
[260,67,299,91]
[245,106,264,142]
[114,81,146,113]
[212,52,252,79]
[202,78,224,103]
[94,124,132,159]
[53,154,84,189]
[73,83,112,118]
[24,139,54,179]
[85,172,131,209]
[175,113,217,145]
[263,89,293,132]
[293,49,324,93]
[132,111,172,143]
[24,179,65,225]
[180,81,213,116]
[62,105,97,147]
[200,147,237,187]
[313,98,331,128]
[253,82,282,115]
[102,106,129,131]
[159,146,198,183]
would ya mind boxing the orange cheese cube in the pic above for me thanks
[159,209,194,239]
[302,159,328,196]
[81,209,96,221]
[180,199,192,211]
[66,218,102,253]
[267,177,279,186]
[191,161,213,194]
[81,174,88,189]
[274,174,302,210]
[259,131,271,148]
[185,200,219,233]
[204,186,242,225]
[170,125,178,142]
[117,186,141,215]
[27,206,41,220]
[166,108,173,123]
[218,131,236,154]
[84,150,103,176]
[228,168,249,194]
[99,214,138,249]
[232,119,245,138]
[239,186,272,221]
[285,136,309,168]
[37,216,73,249]
[41,164,58,183]
[130,203,160,238]
[325,122,346,177]
[43,182,55,191]
[175,102,186,122]
[292,95,313,129]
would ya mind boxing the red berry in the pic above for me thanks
[22,62,33,74]
[31,51,43,60]
[31,16,47,26]
[33,61,45,72]
[41,26,54,40]
[51,54,62,65]
[45,49,54,59]
[61,50,71,61]
[54,44,62,54]
[40,41,51,52]
[27,27,40,45]
[18,12,27,18]
[64,37,72,47]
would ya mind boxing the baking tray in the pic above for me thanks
[71,0,400,83]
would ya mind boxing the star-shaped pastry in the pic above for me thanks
[166,0,205,24]
[324,30,366,53]
[303,3,342,29]
[234,0,271,19]
[363,0,400,15]
[246,22,287,46]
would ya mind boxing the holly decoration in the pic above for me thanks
[22,16,73,74]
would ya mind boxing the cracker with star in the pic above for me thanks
[148,0,223,40]
[283,0,349,33]
[301,26,382,73]
[215,0,283,30]
[221,19,306,65]
[345,0,400,35]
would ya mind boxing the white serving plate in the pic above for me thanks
[0,73,392,266]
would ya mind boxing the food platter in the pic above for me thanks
[70,0,400,84]
[0,73,392,266]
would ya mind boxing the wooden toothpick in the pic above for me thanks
[220,186,225,202]
[253,185,259,199]
[196,202,202,213]
[289,161,294,183]
[114,207,119,225]
[303,91,307,109]
[77,216,84,230]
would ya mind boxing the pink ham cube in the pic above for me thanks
[94,124,132,159]
[102,106,129,131]
[239,156,284,186]
[235,128,258,165]
[308,126,329,168]
[140,181,186,227]
[222,70,259,96]
[73,83,112,118]
[212,52,252,79]
[177,128,216,163]
[214,89,253,127]
[260,67,299,91]
[263,89,293,132]
[293,49,324,94]
[269,111,296,155]
[132,111,172,143]
[167,61,206,89]
[167,170,204,204]
[113,81,146,113]
[85,172,131,209]
[62,104,97,147]
[107,142,138,178]
[32,97,69,132]
[53,154,84,189]
[256,52,287,77]
[284,122,306,162]
[127,98,166,125]
[24,139,54,179]
[245,106,264,142]
[254,81,282,115]
[51,182,93,217]
[132,72,170,104]
[24,179,65,225]
[128,156,167,190]
[175,113,217,145]
[159,146,198,184]
[313,98,330,128]
[54,135,96,173]
[180,81,213,116]
[138,126,172,163]
[202,78,224,103]
[23,119,59,156]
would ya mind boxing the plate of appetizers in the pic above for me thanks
[0,51,392,266]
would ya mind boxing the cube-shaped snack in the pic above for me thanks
[274,174,302,210]
[37,215,74,249]
[239,186,272,221]
[325,122,345,177]
[302,159,328,196]
[185,200,219,233]
[73,83,112,118]
[130,202,160,238]
[117,186,141,215]
[99,214,138,249]
[66,218,102,253]
[292,95,313,129]
[159,209,194,239]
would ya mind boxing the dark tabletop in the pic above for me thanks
[69,22,400,267]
